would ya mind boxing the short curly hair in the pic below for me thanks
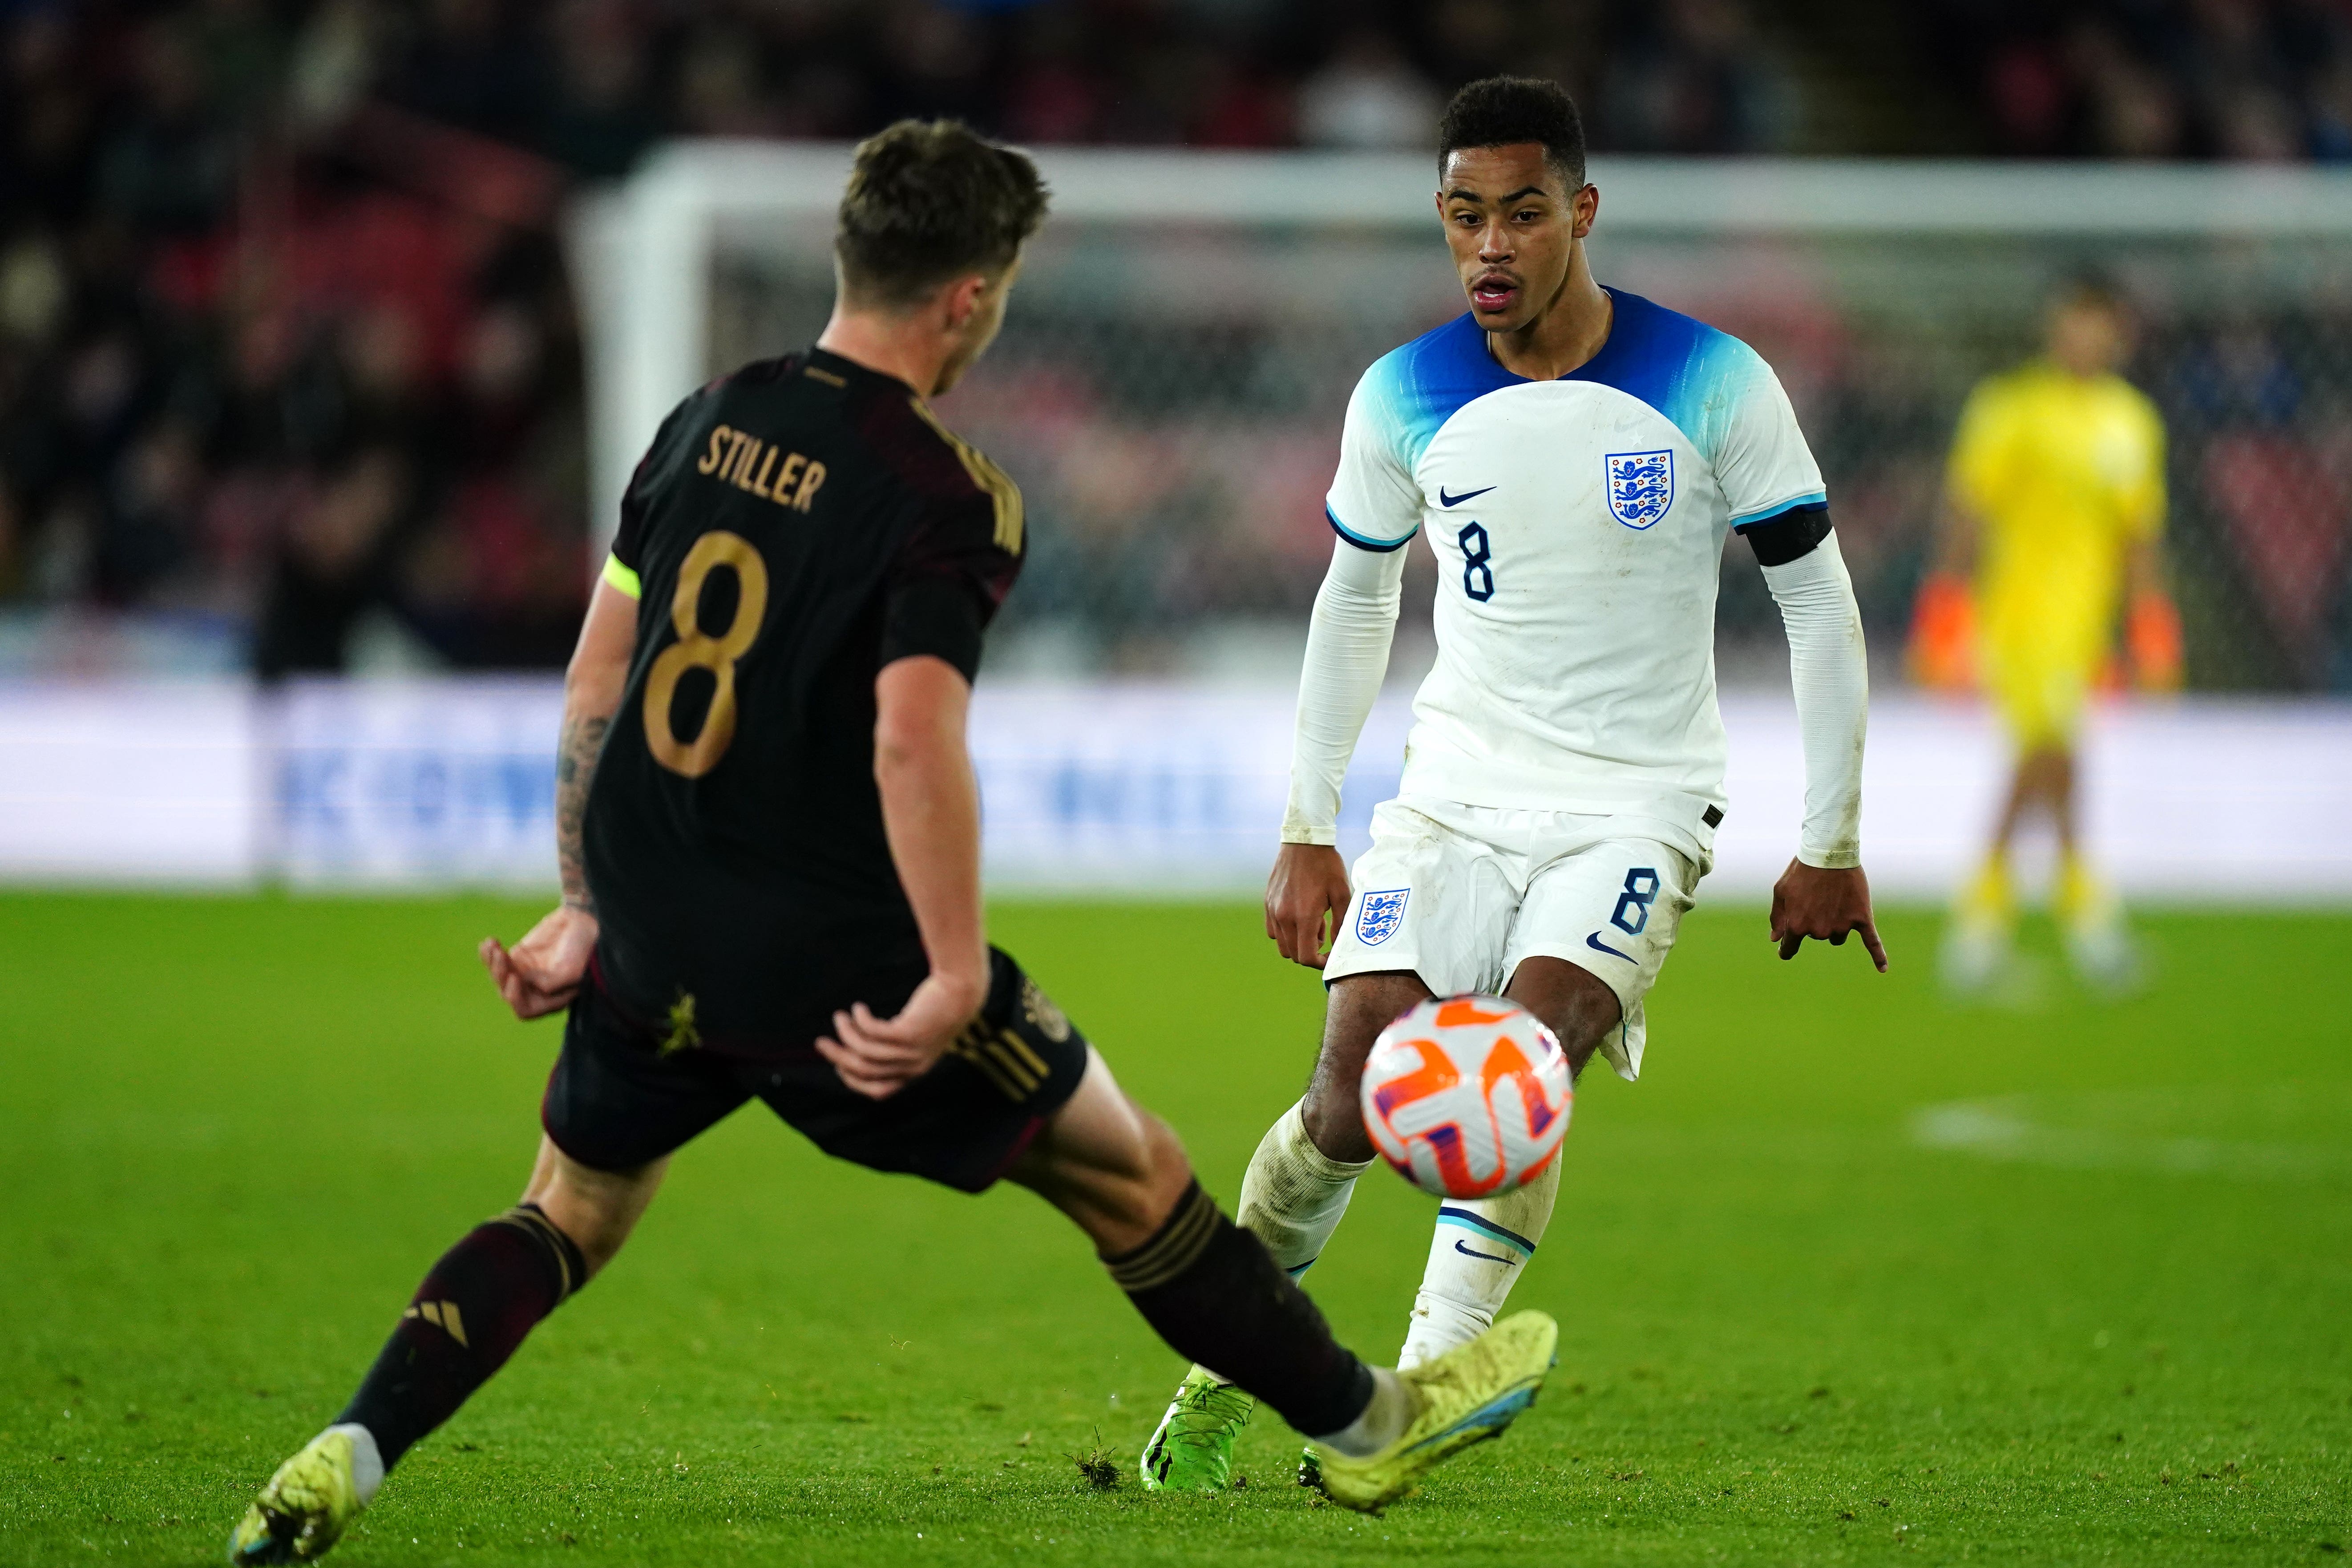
[836,120,1050,309]
[1437,77,1587,192]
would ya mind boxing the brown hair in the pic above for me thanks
[835,120,1050,310]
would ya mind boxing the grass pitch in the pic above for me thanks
[3,893,2348,1566]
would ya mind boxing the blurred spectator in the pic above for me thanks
[99,20,238,236]
[255,443,410,676]
[1601,0,1792,154]
[1923,0,2352,159]
[535,0,659,177]
[1297,29,1439,149]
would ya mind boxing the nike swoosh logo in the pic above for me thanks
[1438,485,1495,507]
[1586,931,1634,961]
[1454,1240,1516,1264]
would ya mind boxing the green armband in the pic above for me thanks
[601,553,642,600]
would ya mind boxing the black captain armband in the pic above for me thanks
[1739,503,1832,567]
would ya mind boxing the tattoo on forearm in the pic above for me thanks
[557,714,610,911]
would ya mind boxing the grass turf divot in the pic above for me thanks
[1069,1431,1119,1491]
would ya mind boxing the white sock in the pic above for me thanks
[1312,1367,1412,1458]
[326,1423,384,1504]
[1234,1099,1374,1272]
[1187,1099,1372,1388]
[1397,1157,1560,1370]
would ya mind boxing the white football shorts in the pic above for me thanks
[1322,796,1702,1082]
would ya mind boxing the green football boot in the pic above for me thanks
[1138,1369,1257,1491]
[227,1428,366,1564]
[1309,1310,1559,1515]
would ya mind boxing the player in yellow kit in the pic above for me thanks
[1911,277,2182,991]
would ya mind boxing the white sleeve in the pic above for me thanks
[1760,532,1867,868]
[1324,360,1424,550]
[1280,537,1407,845]
[1712,344,1827,529]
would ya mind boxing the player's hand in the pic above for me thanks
[1266,841,1352,969]
[481,903,599,1020]
[816,967,988,1100]
[1769,860,1889,971]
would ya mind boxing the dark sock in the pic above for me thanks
[1104,1180,1374,1436]
[338,1204,588,1467]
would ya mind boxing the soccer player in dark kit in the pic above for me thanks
[230,121,1556,1561]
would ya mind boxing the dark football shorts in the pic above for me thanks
[541,946,1090,1194]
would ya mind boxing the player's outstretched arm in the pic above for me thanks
[817,654,990,1099]
[482,579,638,1019]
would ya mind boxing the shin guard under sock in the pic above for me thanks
[339,1204,588,1467]
[1106,1181,1373,1438]
[1233,1100,1373,1276]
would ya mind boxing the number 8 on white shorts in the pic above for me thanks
[1322,796,1703,1083]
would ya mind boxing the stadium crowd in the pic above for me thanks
[0,0,1796,676]
[1,0,2349,681]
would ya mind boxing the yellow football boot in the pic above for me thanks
[1309,1309,1558,1514]
[227,1428,366,1564]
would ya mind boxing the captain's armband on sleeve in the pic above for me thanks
[1738,503,1832,567]
[601,553,643,600]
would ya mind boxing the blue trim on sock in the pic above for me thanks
[1285,1260,1315,1277]
[1435,1206,1537,1255]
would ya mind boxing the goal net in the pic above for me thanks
[575,148,2352,695]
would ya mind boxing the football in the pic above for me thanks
[1360,995,1573,1199]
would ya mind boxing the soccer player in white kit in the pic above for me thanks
[1141,76,1888,1493]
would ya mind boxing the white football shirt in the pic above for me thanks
[1326,288,1827,853]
